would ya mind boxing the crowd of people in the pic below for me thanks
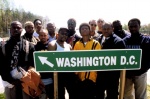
[0,18,150,99]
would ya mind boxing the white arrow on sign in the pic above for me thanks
[38,56,54,68]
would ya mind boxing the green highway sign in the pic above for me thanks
[34,49,142,72]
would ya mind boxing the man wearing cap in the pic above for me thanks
[48,27,71,51]
[67,18,81,48]
[48,27,72,99]
[22,21,39,45]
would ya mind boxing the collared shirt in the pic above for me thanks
[33,32,39,37]
[74,38,101,50]
[101,36,110,45]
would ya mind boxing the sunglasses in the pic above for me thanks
[98,21,103,23]
[90,24,97,27]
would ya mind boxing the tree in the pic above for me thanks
[0,0,49,37]
[122,24,128,31]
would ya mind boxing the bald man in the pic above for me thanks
[46,22,58,42]
[34,29,54,99]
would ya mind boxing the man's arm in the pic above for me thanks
[68,44,72,50]
[48,41,57,51]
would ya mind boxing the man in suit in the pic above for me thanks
[96,22,126,99]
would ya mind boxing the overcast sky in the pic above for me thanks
[13,0,150,28]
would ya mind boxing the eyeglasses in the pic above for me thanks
[98,21,103,23]
[90,24,97,27]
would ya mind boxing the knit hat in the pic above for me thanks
[24,21,34,27]
[79,23,90,33]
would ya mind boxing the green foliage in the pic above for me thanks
[0,93,5,99]
[123,23,150,35]
[122,24,128,31]
[0,0,47,37]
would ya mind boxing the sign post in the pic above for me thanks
[34,49,142,99]
[53,72,58,99]
[119,70,126,99]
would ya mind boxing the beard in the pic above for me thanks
[25,32,33,38]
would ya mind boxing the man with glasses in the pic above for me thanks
[89,19,101,40]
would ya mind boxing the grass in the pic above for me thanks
[148,85,150,99]
[0,93,5,99]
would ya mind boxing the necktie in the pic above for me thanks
[102,37,107,48]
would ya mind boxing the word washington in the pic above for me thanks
[56,56,117,67]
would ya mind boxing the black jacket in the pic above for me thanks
[123,33,150,76]
[0,38,35,84]
[99,33,126,49]
[35,41,53,79]
[97,33,126,78]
